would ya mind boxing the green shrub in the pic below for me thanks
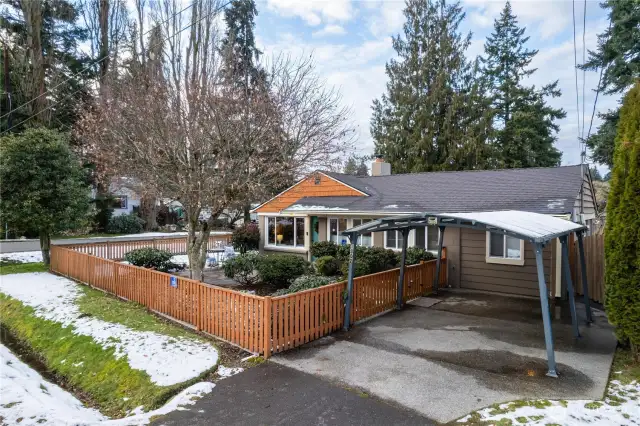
[273,275,335,296]
[255,254,310,288]
[604,81,640,356]
[315,256,341,276]
[310,241,338,258]
[223,252,259,285]
[405,247,436,265]
[124,248,184,272]
[107,213,144,234]
[231,223,260,254]
[340,259,371,278]
[338,246,399,277]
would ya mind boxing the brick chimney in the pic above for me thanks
[372,155,391,176]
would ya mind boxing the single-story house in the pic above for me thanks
[252,158,598,298]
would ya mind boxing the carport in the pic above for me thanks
[341,210,593,378]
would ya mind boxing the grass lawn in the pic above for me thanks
[0,260,48,275]
[0,273,218,418]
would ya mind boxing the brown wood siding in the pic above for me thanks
[459,228,552,297]
[255,173,365,213]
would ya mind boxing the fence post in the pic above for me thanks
[263,296,272,358]
[153,239,157,249]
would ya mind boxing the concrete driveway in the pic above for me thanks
[272,291,617,423]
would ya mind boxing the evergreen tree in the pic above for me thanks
[604,80,640,360]
[480,2,564,168]
[343,155,370,176]
[371,0,494,173]
[0,128,90,264]
[0,0,92,132]
[580,0,639,168]
[220,0,265,92]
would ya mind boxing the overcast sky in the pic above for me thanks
[254,0,619,174]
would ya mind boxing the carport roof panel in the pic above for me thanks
[342,210,587,243]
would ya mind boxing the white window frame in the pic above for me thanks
[485,232,525,266]
[113,195,128,209]
[349,218,373,247]
[265,215,306,249]
[327,217,349,246]
[411,226,441,253]
[384,229,405,250]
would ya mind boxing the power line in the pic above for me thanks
[581,0,587,163]
[586,18,613,143]
[0,1,195,122]
[572,0,582,149]
[1,0,233,135]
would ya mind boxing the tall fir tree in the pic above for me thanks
[580,0,639,168]
[480,2,564,168]
[371,0,494,173]
[220,0,265,92]
[0,0,92,132]
[604,80,640,360]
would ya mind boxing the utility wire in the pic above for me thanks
[1,0,233,135]
[572,0,582,146]
[586,18,613,142]
[0,1,195,121]
[581,0,587,162]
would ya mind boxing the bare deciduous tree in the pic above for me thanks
[77,0,354,279]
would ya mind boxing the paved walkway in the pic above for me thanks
[152,363,431,426]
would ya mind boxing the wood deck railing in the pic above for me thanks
[59,233,232,260]
[50,244,447,357]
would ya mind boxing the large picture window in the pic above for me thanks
[351,218,373,246]
[486,232,525,265]
[328,218,348,245]
[414,225,440,252]
[266,216,305,248]
[385,230,405,250]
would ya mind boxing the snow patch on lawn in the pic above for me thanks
[0,343,215,425]
[0,273,218,386]
[458,378,640,425]
[0,250,43,263]
[217,365,244,378]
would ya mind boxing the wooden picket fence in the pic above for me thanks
[59,233,232,260]
[571,234,606,303]
[50,244,447,357]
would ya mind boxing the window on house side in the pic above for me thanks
[352,218,372,246]
[113,196,128,209]
[385,230,404,250]
[486,232,524,265]
[414,226,440,252]
[329,218,348,245]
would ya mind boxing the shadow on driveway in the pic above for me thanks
[152,362,431,426]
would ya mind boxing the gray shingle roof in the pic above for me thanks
[283,165,587,215]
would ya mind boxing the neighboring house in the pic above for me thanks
[252,158,598,298]
[109,178,141,217]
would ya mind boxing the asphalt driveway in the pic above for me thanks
[272,291,617,423]
[152,362,430,425]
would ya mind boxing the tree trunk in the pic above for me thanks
[140,195,158,231]
[186,213,211,281]
[243,204,251,223]
[39,231,51,266]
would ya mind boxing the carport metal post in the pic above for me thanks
[343,233,357,331]
[534,243,558,378]
[560,235,580,338]
[396,228,410,309]
[432,225,446,294]
[576,231,593,323]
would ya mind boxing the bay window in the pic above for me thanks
[351,218,373,246]
[266,216,305,248]
[486,232,525,265]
